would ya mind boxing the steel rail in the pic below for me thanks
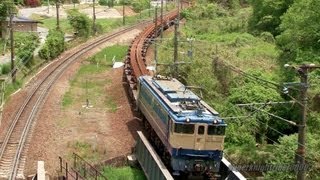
[126,10,178,86]
[0,19,152,180]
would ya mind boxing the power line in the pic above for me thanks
[236,101,295,107]
[228,100,308,150]
[251,111,307,150]
[227,107,308,160]
[249,106,297,126]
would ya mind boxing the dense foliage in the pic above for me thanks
[0,1,16,21]
[276,0,320,64]
[67,9,92,38]
[98,0,109,6]
[248,0,293,36]
[15,32,39,67]
[199,0,249,9]
[131,0,149,13]
[158,1,320,179]
[39,30,65,60]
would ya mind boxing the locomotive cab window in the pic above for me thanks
[208,125,225,135]
[174,123,194,134]
[198,125,205,135]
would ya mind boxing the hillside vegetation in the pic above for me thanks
[157,0,320,179]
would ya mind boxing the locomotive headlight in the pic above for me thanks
[213,120,217,124]
[186,118,190,123]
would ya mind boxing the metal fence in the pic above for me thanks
[59,156,85,180]
[72,153,107,180]
[59,153,107,180]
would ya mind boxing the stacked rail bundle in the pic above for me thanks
[124,10,178,100]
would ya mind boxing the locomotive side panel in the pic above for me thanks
[137,78,170,147]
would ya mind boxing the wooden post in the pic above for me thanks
[65,162,68,180]
[59,157,62,173]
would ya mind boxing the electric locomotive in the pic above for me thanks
[137,75,226,177]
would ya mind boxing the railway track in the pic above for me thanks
[0,20,153,180]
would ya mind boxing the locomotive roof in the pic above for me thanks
[140,76,223,123]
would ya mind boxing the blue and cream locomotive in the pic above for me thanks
[137,75,226,177]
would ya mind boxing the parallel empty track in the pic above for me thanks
[0,21,152,180]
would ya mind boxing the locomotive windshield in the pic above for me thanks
[174,123,194,134]
[208,125,226,135]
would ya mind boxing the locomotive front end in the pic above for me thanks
[171,151,222,175]
[168,117,226,177]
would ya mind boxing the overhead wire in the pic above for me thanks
[245,104,308,149]
[249,106,297,126]
[190,44,313,113]
[229,104,308,160]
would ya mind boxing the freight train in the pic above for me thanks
[136,75,226,178]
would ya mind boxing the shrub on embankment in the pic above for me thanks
[15,32,39,67]
[39,30,65,60]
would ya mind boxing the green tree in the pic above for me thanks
[264,133,320,179]
[98,0,108,6]
[228,76,282,144]
[0,1,16,21]
[131,0,149,13]
[15,33,39,66]
[39,30,65,60]
[248,0,293,36]
[276,0,320,65]
[67,9,92,37]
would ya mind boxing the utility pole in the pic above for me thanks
[177,0,180,28]
[165,0,168,11]
[55,0,60,30]
[47,0,50,13]
[286,64,320,180]
[149,0,151,17]
[154,5,158,74]
[9,11,15,83]
[160,0,164,41]
[173,18,179,78]
[122,0,125,25]
[93,0,96,34]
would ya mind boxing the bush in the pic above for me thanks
[98,0,108,6]
[67,9,92,37]
[131,0,149,13]
[0,63,11,75]
[39,30,65,60]
[14,32,39,67]
[38,44,50,60]
[181,3,228,20]
[14,0,24,5]
[260,31,275,43]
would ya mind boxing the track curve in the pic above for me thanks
[0,20,152,180]
[124,11,180,99]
